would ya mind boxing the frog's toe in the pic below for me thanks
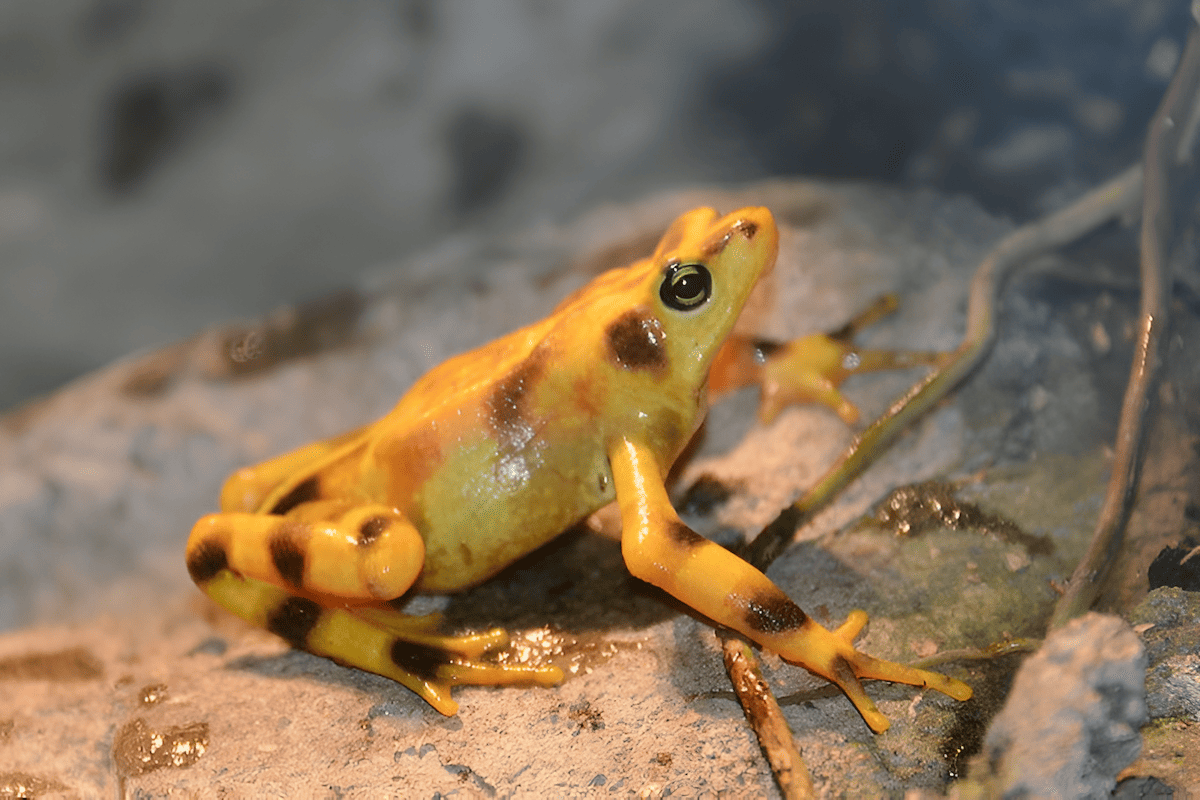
[426,655,564,689]
[833,608,870,642]
[842,649,973,704]
[823,623,973,732]
[779,609,971,732]
[380,637,562,717]
[342,609,563,712]
[356,607,510,660]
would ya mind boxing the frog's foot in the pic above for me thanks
[349,606,564,716]
[756,337,948,425]
[781,609,972,733]
[200,571,562,716]
[708,293,947,425]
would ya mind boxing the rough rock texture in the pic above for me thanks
[1129,588,1200,721]
[981,613,1148,799]
[1,179,1197,795]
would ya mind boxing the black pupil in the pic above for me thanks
[661,264,711,310]
[674,273,702,300]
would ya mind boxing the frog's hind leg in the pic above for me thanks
[186,506,561,714]
[219,425,370,513]
[197,571,560,715]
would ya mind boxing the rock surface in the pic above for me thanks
[980,613,1147,799]
[2,180,1196,796]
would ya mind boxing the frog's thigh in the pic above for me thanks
[607,437,970,732]
[187,504,424,602]
[219,425,370,512]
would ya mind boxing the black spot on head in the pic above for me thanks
[266,596,323,650]
[390,640,448,682]
[269,529,306,588]
[186,540,229,584]
[606,309,667,373]
[270,476,320,515]
[741,590,808,634]
[358,516,390,546]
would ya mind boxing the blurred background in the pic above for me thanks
[0,0,1187,411]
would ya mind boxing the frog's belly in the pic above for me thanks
[411,434,614,591]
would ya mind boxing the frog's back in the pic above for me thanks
[352,308,591,583]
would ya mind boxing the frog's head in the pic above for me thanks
[575,206,777,386]
[549,205,778,445]
[636,205,779,387]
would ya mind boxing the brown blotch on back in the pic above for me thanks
[270,476,321,515]
[740,588,809,635]
[378,426,444,514]
[487,350,547,445]
[606,309,668,375]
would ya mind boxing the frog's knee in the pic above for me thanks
[305,510,425,600]
[186,514,232,585]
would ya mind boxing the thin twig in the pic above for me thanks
[1050,11,1200,628]
[721,636,815,800]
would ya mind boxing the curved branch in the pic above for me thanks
[1050,12,1200,628]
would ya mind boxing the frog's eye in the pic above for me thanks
[659,263,712,311]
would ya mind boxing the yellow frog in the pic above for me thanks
[186,206,971,733]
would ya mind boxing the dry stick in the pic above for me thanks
[1050,14,1200,629]
[723,164,1146,799]
[722,638,815,800]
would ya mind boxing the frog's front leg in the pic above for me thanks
[710,294,948,424]
[608,437,971,733]
[186,503,562,715]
